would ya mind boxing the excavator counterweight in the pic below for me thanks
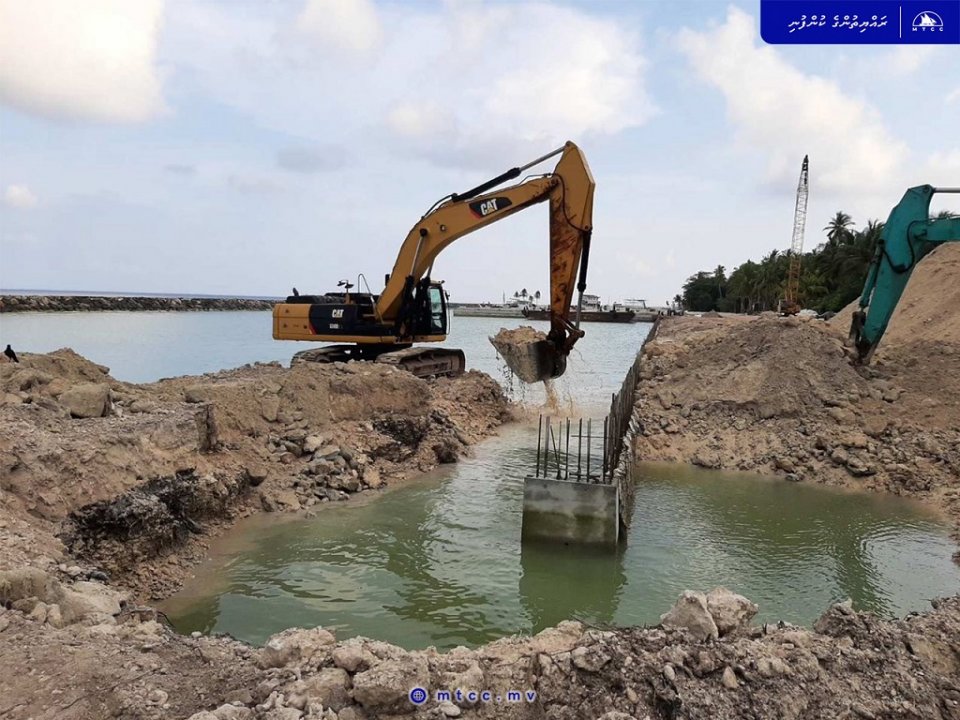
[273,141,595,381]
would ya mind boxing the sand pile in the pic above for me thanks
[828,242,960,351]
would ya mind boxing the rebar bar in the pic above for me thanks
[536,414,542,478]
[603,415,608,481]
[586,418,591,481]
[577,418,583,479]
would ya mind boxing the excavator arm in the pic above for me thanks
[849,185,960,362]
[273,141,594,381]
[379,141,595,368]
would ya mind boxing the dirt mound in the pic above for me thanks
[829,242,960,351]
[644,315,860,421]
[633,315,960,547]
[0,349,511,597]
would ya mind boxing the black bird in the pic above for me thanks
[4,344,19,363]
[292,287,299,297]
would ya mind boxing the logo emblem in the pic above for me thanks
[912,11,944,31]
[469,196,513,218]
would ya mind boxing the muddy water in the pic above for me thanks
[163,426,960,650]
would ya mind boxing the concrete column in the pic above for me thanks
[521,476,619,545]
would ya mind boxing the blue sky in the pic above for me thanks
[1,0,958,305]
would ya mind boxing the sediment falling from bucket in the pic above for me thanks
[489,326,553,383]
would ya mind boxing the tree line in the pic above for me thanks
[679,210,957,314]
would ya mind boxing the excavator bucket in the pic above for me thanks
[490,327,566,383]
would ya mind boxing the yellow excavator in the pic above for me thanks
[273,141,595,382]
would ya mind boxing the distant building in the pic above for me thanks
[582,294,601,310]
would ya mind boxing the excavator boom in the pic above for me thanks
[273,141,595,381]
[849,185,960,362]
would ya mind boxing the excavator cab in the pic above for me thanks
[410,280,449,337]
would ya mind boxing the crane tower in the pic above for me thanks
[783,155,809,315]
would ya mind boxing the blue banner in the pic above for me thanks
[761,0,960,43]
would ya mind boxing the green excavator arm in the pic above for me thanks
[850,185,960,362]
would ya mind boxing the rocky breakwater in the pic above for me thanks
[631,314,960,549]
[0,348,511,599]
[185,588,960,720]
[6,582,956,719]
[0,294,277,312]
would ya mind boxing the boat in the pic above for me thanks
[452,304,524,318]
[521,307,636,323]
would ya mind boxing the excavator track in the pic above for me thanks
[291,345,465,379]
[374,347,466,378]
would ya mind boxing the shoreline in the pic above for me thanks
[0,294,277,313]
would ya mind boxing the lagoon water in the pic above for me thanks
[162,451,960,650]
[4,309,958,648]
[0,311,650,411]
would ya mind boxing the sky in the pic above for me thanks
[1,0,958,305]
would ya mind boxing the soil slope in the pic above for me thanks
[1,350,510,598]
[632,314,960,547]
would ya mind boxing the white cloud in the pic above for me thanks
[165,1,653,170]
[678,8,907,195]
[296,0,382,55]
[924,151,960,183]
[0,0,165,122]
[947,88,960,105]
[881,46,937,76]
[276,146,346,174]
[453,3,651,137]
[227,174,281,194]
[3,184,38,209]
[386,101,455,141]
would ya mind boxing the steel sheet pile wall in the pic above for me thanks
[605,317,662,531]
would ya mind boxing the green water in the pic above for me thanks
[163,424,960,649]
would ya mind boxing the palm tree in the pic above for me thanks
[840,220,882,278]
[754,250,783,309]
[824,212,855,246]
[714,265,726,298]
[727,261,758,313]
[534,290,541,304]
